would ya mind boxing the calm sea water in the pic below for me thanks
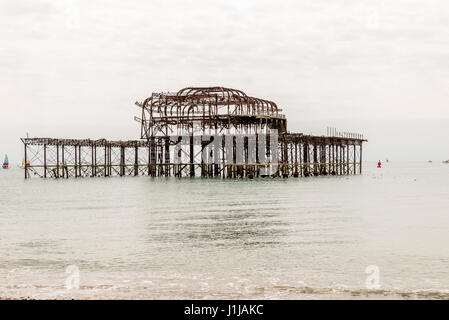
[0,162,448,299]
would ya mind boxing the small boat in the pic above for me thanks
[2,154,8,169]
[443,160,449,164]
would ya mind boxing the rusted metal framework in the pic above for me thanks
[22,87,366,179]
[21,138,148,179]
[135,87,287,137]
[22,135,364,179]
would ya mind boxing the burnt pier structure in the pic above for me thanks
[22,87,366,179]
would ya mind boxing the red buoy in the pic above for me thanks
[377,161,382,168]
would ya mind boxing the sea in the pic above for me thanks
[0,161,448,299]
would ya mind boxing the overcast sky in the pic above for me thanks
[1,0,449,162]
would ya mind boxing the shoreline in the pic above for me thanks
[1,288,448,300]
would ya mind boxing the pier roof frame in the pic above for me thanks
[136,86,287,138]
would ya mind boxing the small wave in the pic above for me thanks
[272,285,449,299]
[1,283,449,300]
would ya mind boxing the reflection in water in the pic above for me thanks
[146,208,287,247]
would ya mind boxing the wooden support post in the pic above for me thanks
[244,136,248,178]
[79,146,82,177]
[282,138,288,177]
[44,144,47,178]
[333,144,336,175]
[94,146,97,177]
[120,146,125,176]
[201,137,206,177]
[340,145,343,175]
[346,142,349,175]
[91,145,94,177]
[190,135,194,177]
[294,143,298,177]
[331,144,335,175]
[104,145,107,177]
[341,145,344,175]
[303,143,309,176]
[24,142,28,179]
[134,145,138,176]
[56,144,60,178]
[336,145,339,175]
[150,137,156,176]
[313,144,318,176]
[159,140,163,176]
[321,144,326,175]
[232,136,237,178]
[74,145,78,178]
[222,135,226,179]
[339,145,343,175]
[164,138,170,176]
[61,145,65,178]
[337,144,339,174]
[214,136,219,177]
[109,145,111,176]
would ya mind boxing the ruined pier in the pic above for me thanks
[22,87,366,179]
